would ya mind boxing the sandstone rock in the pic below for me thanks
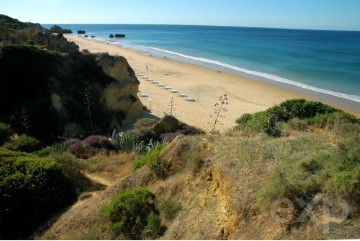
[97,54,143,125]
[115,34,125,38]
[77,30,86,34]
[153,115,179,135]
[109,34,114,38]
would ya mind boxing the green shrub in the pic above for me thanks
[325,166,360,202]
[50,152,90,194]
[33,146,52,157]
[310,111,359,128]
[259,138,360,212]
[134,118,157,129]
[4,134,42,152]
[235,99,359,136]
[51,142,67,153]
[143,212,164,239]
[133,144,167,173]
[158,199,181,220]
[33,142,67,157]
[0,122,11,144]
[289,118,308,131]
[105,187,159,239]
[0,146,28,157]
[0,149,76,239]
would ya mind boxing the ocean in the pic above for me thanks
[43,24,360,105]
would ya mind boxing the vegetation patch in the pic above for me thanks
[157,198,182,220]
[4,134,42,152]
[235,99,359,136]
[0,148,76,239]
[134,118,158,129]
[105,187,164,239]
[258,132,360,214]
[133,144,167,173]
[66,135,117,159]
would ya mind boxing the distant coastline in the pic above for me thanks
[65,35,360,133]
[45,24,360,109]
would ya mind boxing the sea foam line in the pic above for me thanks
[143,46,360,103]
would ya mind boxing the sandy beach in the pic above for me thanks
[65,35,360,132]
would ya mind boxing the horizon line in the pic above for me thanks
[39,23,360,32]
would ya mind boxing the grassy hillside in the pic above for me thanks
[38,100,360,240]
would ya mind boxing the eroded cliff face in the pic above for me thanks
[96,54,143,125]
[0,14,143,142]
[46,52,144,137]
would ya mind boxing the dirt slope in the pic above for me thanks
[40,133,360,240]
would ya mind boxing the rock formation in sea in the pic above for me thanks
[50,25,72,34]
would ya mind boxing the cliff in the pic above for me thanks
[0,15,143,143]
[97,54,143,124]
[0,14,78,53]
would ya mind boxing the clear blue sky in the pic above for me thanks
[1,0,360,30]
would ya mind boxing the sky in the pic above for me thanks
[1,0,360,31]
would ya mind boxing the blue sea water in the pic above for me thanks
[43,24,360,104]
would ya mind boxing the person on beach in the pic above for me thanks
[146,65,148,71]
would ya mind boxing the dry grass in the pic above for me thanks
[79,151,139,184]
[39,122,359,239]
[210,127,350,239]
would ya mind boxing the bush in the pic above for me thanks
[66,138,93,159]
[0,148,76,239]
[33,146,53,157]
[289,118,308,131]
[0,122,11,144]
[83,135,118,151]
[311,111,359,128]
[50,152,90,194]
[66,135,117,159]
[134,118,157,129]
[158,199,181,220]
[133,144,167,173]
[105,187,159,239]
[235,99,359,136]
[259,138,360,212]
[143,212,164,239]
[4,134,42,152]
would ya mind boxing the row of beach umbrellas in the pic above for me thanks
[135,72,196,102]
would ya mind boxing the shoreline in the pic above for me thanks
[126,44,360,105]
[65,35,360,131]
